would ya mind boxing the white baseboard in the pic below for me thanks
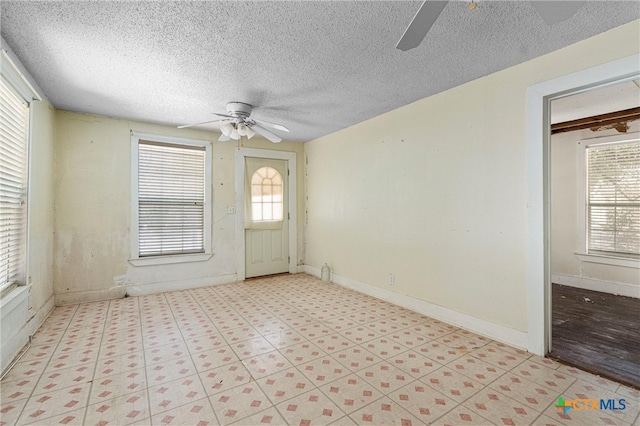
[304,265,321,277]
[304,266,528,350]
[55,287,127,306]
[2,290,54,374]
[125,273,238,296]
[552,273,640,298]
[53,274,239,303]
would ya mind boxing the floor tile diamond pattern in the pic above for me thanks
[318,374,383,414]
[348,397,422,426]
[148,375,207,416]
[2,273,636,426]
[275,390,345,426]
[388,381,457,424]
[209,382,271,425]
[256,367,315,404]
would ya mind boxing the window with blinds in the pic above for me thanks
[586,140,640,256]
[0,80,29,293]
[137,141,206,257]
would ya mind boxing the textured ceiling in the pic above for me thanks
[1,1,638,142]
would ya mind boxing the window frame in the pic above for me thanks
[0,79,30,295]
[576,132,640,269]
[0,48,42,297]
[130,132,212,266]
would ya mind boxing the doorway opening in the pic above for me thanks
[235,148,297,281]
[549,80,640,387]
[526,53,639,364]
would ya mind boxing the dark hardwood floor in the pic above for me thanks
[550,284,640,389]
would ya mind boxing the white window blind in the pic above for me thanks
[138,141,205,257]
[0,80,29,292]
[586,141,640,256]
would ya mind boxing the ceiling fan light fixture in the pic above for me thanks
[236,123,248,136]
[220,122,234,137]
[178,102,287,143]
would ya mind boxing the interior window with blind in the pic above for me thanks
[0,80,29,294]
[586,139,640,257]
[132,135,211,261]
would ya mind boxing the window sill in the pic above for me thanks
[575,252,640,269]
[129,253,213,267]
[0,285,29,311]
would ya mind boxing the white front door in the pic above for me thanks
[245,157,289,278]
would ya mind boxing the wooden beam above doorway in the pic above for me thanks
[551,107,640,135]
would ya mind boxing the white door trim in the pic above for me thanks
[235,148,297,282]
[526,53,639,356]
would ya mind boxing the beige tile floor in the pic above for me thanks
[1,273,638,426]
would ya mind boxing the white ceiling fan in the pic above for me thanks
[178,102,289,143]
[396,0,586,51]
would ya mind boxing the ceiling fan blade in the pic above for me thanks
[530,1,585,25]
[177,118,225,129]
[252,118,290,133]
[212,112,234,119]
[218,133,230,142]
[251,124,282,143]
[396,1,448,51]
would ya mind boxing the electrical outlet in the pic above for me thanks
[388,274,395,286]
[227,206,236,214]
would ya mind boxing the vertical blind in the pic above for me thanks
[0,81,29,292]
[138,141,205,257]
[587,141,640,256]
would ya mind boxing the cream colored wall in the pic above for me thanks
[305,21,640,334]
[53,111,304,304]
[27,99,56,314]
[551,124,640,295]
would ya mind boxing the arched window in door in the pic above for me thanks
[251,166,284,221]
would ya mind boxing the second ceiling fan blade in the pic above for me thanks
[251,124,282,143]
[396,1,449,51]
[212,112,234,119]
[177,118,225,129]
[530,1,585,25]
[252,118,289,133]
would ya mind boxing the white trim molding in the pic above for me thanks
[575,253,640,269]
[0,38,43,102]
[54,274,239,303]
[129,253,213,267]
[526,53,640,356]
[55,287,127,306]
[552,273,639,299]
[304,266,528,350]
[1,287,54,373]
[125,273,237,297]
[235,148,297,281]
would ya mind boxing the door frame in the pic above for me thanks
[235,147,297,281]
[525,53,639,356]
